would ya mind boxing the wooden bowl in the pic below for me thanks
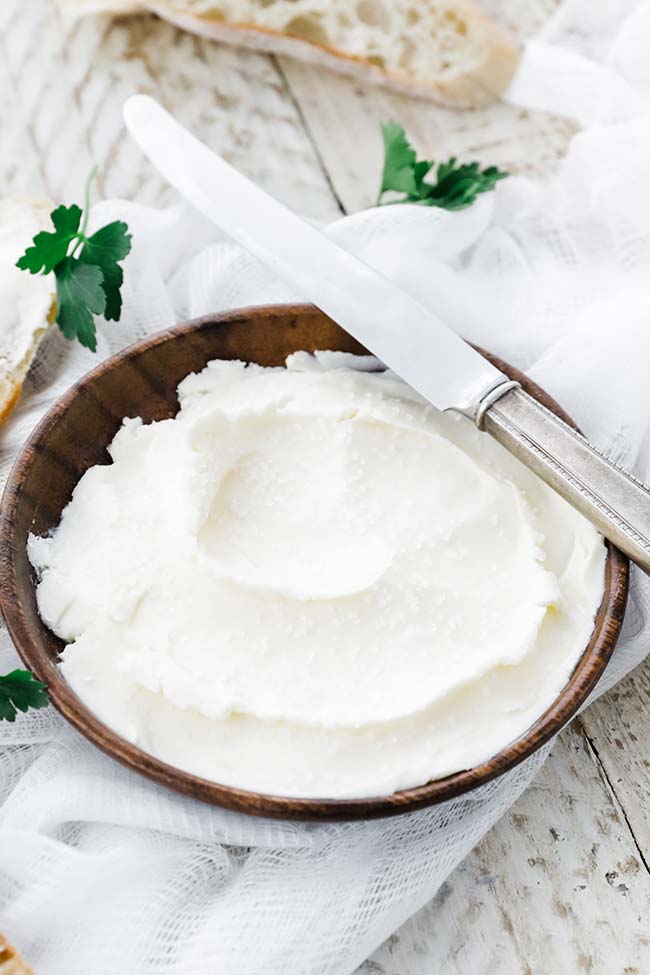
[0,304,629,820]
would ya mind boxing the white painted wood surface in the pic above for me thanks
[2,2,649,972]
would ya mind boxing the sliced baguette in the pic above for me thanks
[0,199,57,425]
[59,0,519,107]
[0,935,34,975]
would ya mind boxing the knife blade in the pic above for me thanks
[123,94,510,418]
[124,94,650,575]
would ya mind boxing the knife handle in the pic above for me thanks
[483,386,650,573]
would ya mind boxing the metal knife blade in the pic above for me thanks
[123,94,508,417]
[123,96,650,575]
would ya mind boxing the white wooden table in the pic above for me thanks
[2,2,650,972]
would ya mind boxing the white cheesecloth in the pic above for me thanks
[2,1,650,971]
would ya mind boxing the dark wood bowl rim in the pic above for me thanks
[0,304,629,821]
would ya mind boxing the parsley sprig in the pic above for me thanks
[0,669,49,722]
[17,169,132,352]
[377,121,508,210]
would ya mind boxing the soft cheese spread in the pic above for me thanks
[29,352,606,798]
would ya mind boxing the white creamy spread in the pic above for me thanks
[29,352,606,798]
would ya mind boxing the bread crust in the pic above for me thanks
[0,297,56,427]
[0,198,56,426]
[154,4,518,106]
[0,935,34,975]
[69,0,519,107]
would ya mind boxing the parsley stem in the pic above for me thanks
[79,165,98,241]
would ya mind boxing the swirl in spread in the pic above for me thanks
[29,352,605,798]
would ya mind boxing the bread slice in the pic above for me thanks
[0,199,57,426]
[0,935,34,975]
[59,0,519,107]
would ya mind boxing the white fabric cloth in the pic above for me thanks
[3,2,650,971]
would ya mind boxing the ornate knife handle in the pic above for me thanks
[481,385,650,573]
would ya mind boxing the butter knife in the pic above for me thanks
[124,94,650,574]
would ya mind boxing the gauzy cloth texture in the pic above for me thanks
[2,1,650,971]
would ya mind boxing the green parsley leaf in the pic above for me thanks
[56,257,106,352]
[377,122,508,210]
[16,204,82,274]
[0,669,49,722]
[379,121,426,199]
[15,169,131,349]
[80,221,132,321]
[425,159,507,210]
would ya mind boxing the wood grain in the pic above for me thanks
[359,724,650,974]
[276,57,577,214]
[0,305,628,821]
[0,0,341,220]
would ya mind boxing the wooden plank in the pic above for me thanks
[275,57,576,215]
[580,657,650,862]
[359,725,650,975]
[0,0,341,221]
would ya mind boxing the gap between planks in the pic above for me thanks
[272,55,346,217]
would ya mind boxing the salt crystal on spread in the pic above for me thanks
[28,352,605,798]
